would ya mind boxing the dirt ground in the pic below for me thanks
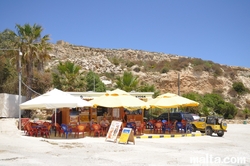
[0,118,249,166]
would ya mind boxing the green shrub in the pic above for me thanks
[233,82,249,95]
[126,61,135,67]
[212,65,223,77]
[161,67,169,73]
[133,67,141,72]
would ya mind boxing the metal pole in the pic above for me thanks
[94,75,95,92]
[18,49,22,130]
[178,73,180,95]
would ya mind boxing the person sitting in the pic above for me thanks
[100,117,110,136]
[172,119,178,132]
[89,118,96,136]
[181,119,187,128]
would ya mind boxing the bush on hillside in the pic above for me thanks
[233,82,249,95]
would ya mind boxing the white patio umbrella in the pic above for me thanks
[19,88,92,127]
[20,88,92,110]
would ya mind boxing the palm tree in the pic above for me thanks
[14,23,50,100]
[115,71,139,92]
[53,61,86,91]
[36,35,51,72]
[139,83,160,98]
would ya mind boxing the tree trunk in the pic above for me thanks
[25,55,34,101]
[37,60,44,72]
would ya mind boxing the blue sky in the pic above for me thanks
[1,1,250,68]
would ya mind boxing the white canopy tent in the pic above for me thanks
[20,88,92,110]
[19,88,92,125]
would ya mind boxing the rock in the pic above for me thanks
[246,98,250,104]
[45,42,250,112]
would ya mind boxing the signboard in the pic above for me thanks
[70,116,78,123]
[79,114,89,123]
[105,120,122,143]
[119,128,135,145]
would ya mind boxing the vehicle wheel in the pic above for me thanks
[192,125,196,132]
[200,131,205,133]
[206,127,212,136]
[217,131,224,137]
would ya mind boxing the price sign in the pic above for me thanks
[105,120,122,143]
[119,127,135,145]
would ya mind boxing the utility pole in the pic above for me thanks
[178,73,180,95]
[93,75,95,92]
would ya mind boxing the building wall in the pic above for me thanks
[67,91,154,102]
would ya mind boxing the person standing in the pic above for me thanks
[122,110,128,127]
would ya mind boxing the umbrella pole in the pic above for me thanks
[54,108,56,137]
[168,110,170,134]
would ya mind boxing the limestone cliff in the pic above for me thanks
[46,41,250,116]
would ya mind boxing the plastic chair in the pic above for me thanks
[154,122,163,134]
[162,120,171,134]
[75,124,86,138]
[41,123,52,138]
[20,118,30,130]
[126,122,136,135]
[92,124,102,137]
[147,120,155,133]
[69,122,78,133]
[61,124,72,138]
[23,121,30,135]
[136,122,145,135]
[24,123,38,137]
[176,122,184,132]
[30,122,39,128]
[30,122,42,136]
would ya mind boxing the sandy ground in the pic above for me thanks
[0,119,249,166]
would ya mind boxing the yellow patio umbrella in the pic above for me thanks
[89,89,150,110]
[148,93,199,133]
[147,93,199,109]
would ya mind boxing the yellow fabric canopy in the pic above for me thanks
[89,89,150,110]
[147,93,199,109]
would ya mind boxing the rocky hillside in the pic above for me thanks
[46,40,250,116]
